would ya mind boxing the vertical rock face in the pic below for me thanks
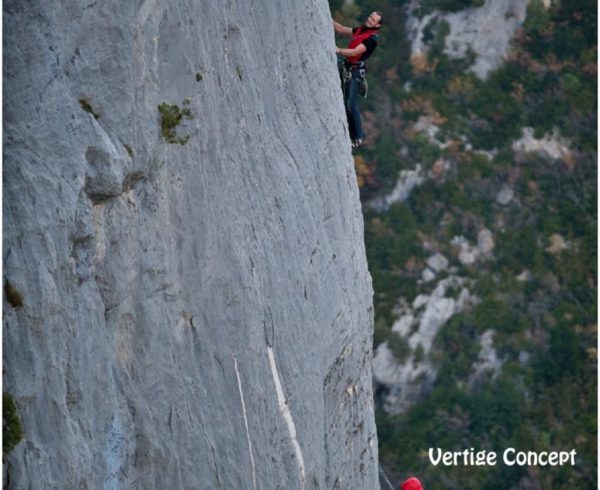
[3,1,379,489]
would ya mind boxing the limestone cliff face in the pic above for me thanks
[3,1,378,488]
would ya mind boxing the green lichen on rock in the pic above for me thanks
[3,392,23,456]
[158,101,194,145]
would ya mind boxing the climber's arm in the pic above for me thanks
[333,20,353,36]
[335,43,367,58]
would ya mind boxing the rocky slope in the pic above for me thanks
[406,0,528,79]
[3,1,379,488]
[335,0,596,487]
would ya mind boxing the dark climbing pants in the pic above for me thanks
[343,69,364,141]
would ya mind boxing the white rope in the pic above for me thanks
[379,464,395,490]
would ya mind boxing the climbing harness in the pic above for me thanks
[379,464,396,490]
[340,61,368,99]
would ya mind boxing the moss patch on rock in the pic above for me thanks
[158,100,194,145]
[3,392,23,456]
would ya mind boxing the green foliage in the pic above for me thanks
[533,322,585,385]
[522,0,553,39]
[466,378,524,439]
[372,131,404,188]
[463,70,524,149]
[365,203,423,330]
[560,72,581,95]
[418,0,484,15]
[412,134,442,165]
[461,153,495,180]
[422,18,449,48]
[158,100,194,145]
[331,0,597,485]
[388,332,411,362]
[331,2,362,28]
[523,0,597,62]
[517,0,597,148]
[413,343,425,363]
[374,317,391,347]
[432,314,480,382]
[471,297,504,332]
[3,392,23,456]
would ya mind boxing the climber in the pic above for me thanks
[400,476,424,490]
[333,11,383,149]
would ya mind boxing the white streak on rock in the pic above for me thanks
[233,354,258,490]
[267,346,306,488]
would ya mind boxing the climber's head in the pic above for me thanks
[365,11,383,29]
[401,476,423,490]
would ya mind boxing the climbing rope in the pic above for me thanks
[378,463,395,490]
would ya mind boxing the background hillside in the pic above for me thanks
[331,0,597,488]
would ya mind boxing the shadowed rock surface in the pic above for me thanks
[3,1,379,488]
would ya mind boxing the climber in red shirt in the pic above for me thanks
[333,11,383,149]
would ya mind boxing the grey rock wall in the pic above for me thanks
[3,1,379,489]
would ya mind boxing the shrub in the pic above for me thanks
[158,100,194,145]
[388,332,411,362]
